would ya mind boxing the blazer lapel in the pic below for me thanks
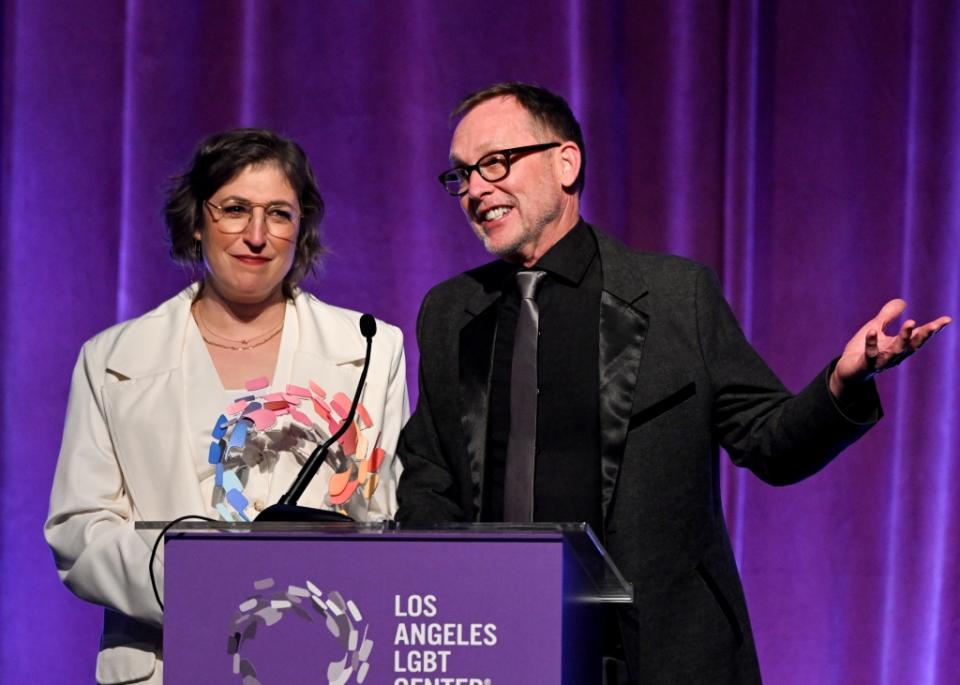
[458,269,505,517]
[594,229,650,521]
[288,309,366,509]
[289,296,367,460]
[291,294,367,399]
[100,287,206,520]
[103,370,205,520]
[292,292,367,370]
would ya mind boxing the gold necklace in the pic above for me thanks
[200,326,283,351]
[193,304,285,352]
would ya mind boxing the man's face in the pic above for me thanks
[449,97,577,265]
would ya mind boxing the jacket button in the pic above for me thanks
[253,500,266,512]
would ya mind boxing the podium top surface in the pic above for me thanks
[139,521,633,603]
[141,520,586,535]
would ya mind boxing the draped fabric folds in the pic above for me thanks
[1,1,957,683]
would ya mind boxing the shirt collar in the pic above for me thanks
[493,219,597,293]
[534,218,596,286]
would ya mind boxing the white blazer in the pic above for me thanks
[45,286,409,684]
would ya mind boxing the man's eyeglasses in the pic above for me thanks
[204,200,300,240]
[438,142,561,196]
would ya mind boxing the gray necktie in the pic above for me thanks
[504,270,547,522]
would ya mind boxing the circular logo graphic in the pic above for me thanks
[228,577,372,684]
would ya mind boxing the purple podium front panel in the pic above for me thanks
[164,530,574,684]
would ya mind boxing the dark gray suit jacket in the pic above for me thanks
[396,225,879,684]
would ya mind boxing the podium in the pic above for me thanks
[144,522,632,684]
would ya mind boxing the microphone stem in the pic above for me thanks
[279,335,373,506]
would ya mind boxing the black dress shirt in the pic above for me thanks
[483,220,603,533]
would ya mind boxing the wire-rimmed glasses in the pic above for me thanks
[204,199,300,240]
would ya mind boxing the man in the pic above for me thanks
[395,82,950,684]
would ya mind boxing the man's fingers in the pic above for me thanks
[853,308,948,378]
[911,317,952,350]
[864,329,880,368]
[898,320,916,350]
[926,315,953,332]
[875,298,907,333]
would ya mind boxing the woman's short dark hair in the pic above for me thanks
[452,82,586,194]
[165,128,325,292]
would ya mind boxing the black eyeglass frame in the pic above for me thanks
[438,142,561,196]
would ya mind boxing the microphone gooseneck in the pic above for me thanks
[256,314,377,522]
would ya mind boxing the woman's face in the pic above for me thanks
[195,163,300,305]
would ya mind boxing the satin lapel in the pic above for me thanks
[594,228,650,521]
[459,286,500,518]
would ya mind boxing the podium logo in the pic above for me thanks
[228,577,373,684]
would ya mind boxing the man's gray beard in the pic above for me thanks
[479,230,528,258]
[472,210,558,260]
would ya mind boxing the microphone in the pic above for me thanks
[256,314,377,523]
[359,313,377,338]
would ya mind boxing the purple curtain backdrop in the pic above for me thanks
[2,1,957,683]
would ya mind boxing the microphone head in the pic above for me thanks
[359,313,377,339]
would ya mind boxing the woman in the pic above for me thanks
[44,129,408,684]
